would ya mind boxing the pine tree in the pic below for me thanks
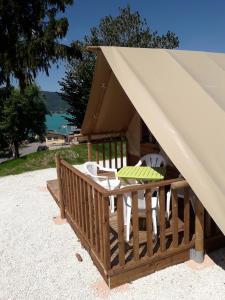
[0,0,80,89]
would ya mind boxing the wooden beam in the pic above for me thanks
[87,136,92,161]
[86,45,101,52]
[195,197,205,262]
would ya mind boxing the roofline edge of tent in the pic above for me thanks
[86,45,102,52]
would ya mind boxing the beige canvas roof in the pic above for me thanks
[82,46,225,234]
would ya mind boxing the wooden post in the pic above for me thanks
[194,197,205,263]
[55,154,65,219]
[87,136,92,161]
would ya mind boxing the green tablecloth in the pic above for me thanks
[116,166,165,181]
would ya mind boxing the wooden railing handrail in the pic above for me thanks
[61,159,186,197]
[60,159,109,195]
[105,177,184,196]
[91,137,127,144]
[171,180,189,190]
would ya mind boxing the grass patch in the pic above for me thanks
[0,145,88,177]
[0,141,126,177]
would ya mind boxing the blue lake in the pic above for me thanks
[46,113,74,134]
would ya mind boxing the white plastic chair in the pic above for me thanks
[123,190,158,242]
[166,182,196,219]
[135,153,167,168]
[124,153,168,241]
[83,161,120,213]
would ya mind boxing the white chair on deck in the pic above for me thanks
[124,153,168,242]
[135,153,167,168]
[123,190,158,242]
[83,162,120,213]
[166,178,196,219]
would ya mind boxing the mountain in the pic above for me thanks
[42,91,68,113]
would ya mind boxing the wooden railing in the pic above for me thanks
[58,159,110,270]
[105,179,196,270]
[54,157,225,287]
[87,136,127,169]
[56,157,194,269]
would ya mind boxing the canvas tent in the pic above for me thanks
[81,46,225,235]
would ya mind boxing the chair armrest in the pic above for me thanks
[135,160,142,167]
[99,166,117,173]
[88,174,111,180]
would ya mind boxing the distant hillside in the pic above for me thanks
[42,91,68,113]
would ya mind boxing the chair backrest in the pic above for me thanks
[84,162,98,178]
[137,153,167,167]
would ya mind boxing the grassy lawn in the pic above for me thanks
[0,141,125,177]
[0,145,88,177]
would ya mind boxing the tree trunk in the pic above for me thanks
[12,141,20,159]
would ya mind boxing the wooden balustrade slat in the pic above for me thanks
[83,181,88,236]
[75,175,80,225]
[72,173,77,221]
[69,170,74,217]
[114,141,118,169]
[64,166,69,209]
[94,189,100,253]
[68,170,73,217]
[88,185,94,246]
[159,187,166,252]
[145,189,153,256]
[98,192,104,261]
[109,142,112,168]
[85,182,90,239]
[102,196,111,270]
[120,140,123,168]
[172,189,178,248]
[77,176,82,227]
[80,178,85,231]
[117,194,125,266]
[102,143,106,168]
[184,188,190,244]
[60,166,65,205]
[132,191,139,261]
[96,143,99,164]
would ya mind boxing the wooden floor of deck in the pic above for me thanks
[47,179,59,206]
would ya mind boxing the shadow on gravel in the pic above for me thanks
[208,247,225,270]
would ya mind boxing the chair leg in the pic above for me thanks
[110,196,115,213]
[152,208,157,236]
[166,190,171,220]
[126,203,132,242]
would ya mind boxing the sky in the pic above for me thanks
[36,0,225,92]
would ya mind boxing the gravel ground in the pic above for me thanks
[0,168,225,300]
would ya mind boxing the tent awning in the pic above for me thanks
[82,46,225,234]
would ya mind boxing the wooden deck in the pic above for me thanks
[47,178,194,278]
[47,180,59,205]
[47,161,225,288]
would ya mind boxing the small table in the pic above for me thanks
[116,166,166,182]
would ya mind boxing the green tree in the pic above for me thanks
[59,5,179,127]
[0,85,48,158]
[0,0,80,89]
